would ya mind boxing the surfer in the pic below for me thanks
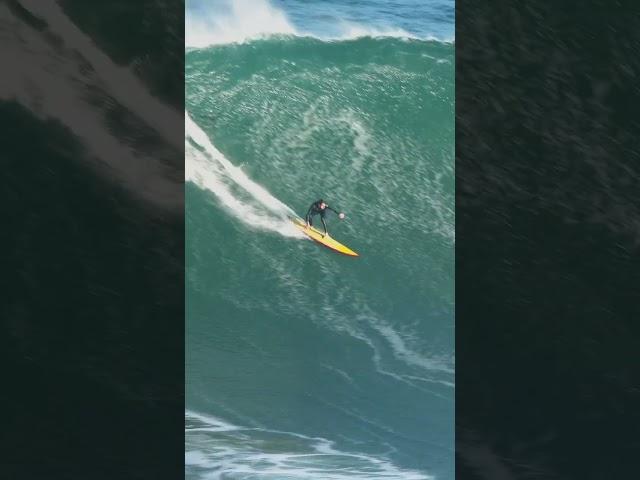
[305,199,345,237]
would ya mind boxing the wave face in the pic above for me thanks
[186,2,454,478]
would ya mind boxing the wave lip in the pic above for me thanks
[186,0,296,47]
[185,0,452,48]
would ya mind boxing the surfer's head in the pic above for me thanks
[318,199,326,209]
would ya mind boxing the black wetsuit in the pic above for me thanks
[305,200,338,234]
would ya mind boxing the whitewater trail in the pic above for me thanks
[185,112,302,238]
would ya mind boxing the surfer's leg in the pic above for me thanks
[321,216,328,236]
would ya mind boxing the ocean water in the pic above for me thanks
[185,1,454,479]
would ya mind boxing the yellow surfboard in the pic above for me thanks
[290,217,359,257]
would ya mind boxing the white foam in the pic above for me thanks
[342,323,453,400]
[185,410,240,433]
[186,0,297,47]
[370,320,455,375]
[336,20,420,41]
[185,409,435,479]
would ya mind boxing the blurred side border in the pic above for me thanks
[2,1,184,478]
[456,0,640,478]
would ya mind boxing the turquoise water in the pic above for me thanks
[186,1,454,478]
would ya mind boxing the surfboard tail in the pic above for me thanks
[290,217,359,257]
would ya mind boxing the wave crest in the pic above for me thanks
[185,0,452,48]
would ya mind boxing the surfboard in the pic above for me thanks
[290,217,359,257]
